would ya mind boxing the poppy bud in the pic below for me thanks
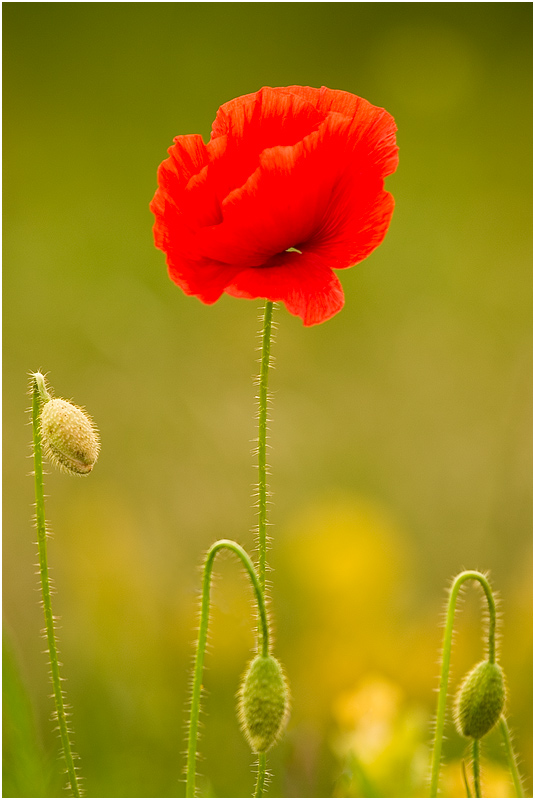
[40,397,100,476]
[238,655,290,753]
[454,660,505,739]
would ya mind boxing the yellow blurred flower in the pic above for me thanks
[332,674,428,797]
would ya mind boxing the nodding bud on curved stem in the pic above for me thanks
[430,570,500,798]
[186,539,277,798]
[455,660,506,740]
[238,654,290,754]
[33,372,100,476]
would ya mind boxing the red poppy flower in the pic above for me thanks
[150,85,398,326]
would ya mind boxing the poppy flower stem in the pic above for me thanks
[429,571,497,798]
[472,738,482,797]
[254,301,274,798]
[254,753,267,798]
[257,300,274,604]
[185,539,269,798]
[499,717,525,797]
[31,375,82,798]
[461,760,473,797]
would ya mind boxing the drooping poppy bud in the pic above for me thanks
[454,660,506,739]
[237,654,290,753]
[40,395,100,476]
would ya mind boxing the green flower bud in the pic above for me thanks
[238,655,290,753]
[40,397,100,476]
[454,660,506,739]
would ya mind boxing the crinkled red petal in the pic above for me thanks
[195,113,348,267]
[280,86,398,178]
[193,114,394,273]
[208,87,325,202]
[312,181,396,269]
[165,250,243,305]
[211,85,398,180]
[150,86,398,325]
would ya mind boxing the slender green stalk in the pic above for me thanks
[32,377,81,798]
[499,717,524,798]
[257,300,274,599]
[461,760,473,798]
[186,304,277,798]
[472,738,481,798]
[185,539,269,798]
[255,301,274,799]
[430,571,497,797]
[254,753,267,798]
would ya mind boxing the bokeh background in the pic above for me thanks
[3,3,532,798]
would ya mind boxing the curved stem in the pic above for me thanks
[32,376,81,798]
[257,300,273,600]
[254,753,267,798]
[499,717,524,798]
[430,570,497,797]
[472,739,481,798]
[185,539,269,798]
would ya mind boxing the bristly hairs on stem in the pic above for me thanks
[185,539,270,798]
[429,570,521,798]
[472,738,482,798]
[252,301,277,799]
[185,303,290,799]
[254,301,275,610]
[461,759,473,797]
[430,571,492,797]
[254,753,268,798]
[30,370,99,798]
[499,716,525,798]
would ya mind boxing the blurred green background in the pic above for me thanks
[3,3,532,798]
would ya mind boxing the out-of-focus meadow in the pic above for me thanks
[3,4,532,798]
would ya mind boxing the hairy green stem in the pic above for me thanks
[32,377,81,797]
[462,760,473,798]
[257,300,273,599]
[255,301,274,799]
[254,753,267,798]
[430,571,497,797]
[185,539,269,798]
[472,738,481,798]
[499,717,524,797]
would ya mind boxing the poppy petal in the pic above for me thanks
[225,251,345,326]
[313,180,396,269]
[165,249,243,304]
[285,85,399,177]
[208,87,325,200]
[156,134,209,202]
[195,114,354,266]
[150,86,398,325]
